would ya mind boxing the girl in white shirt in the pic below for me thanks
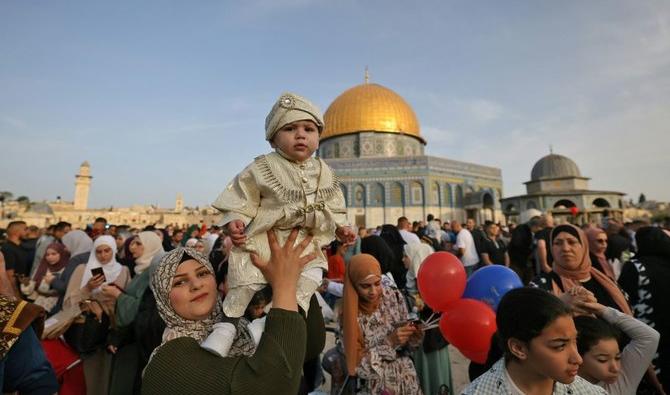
[574,301,660,395]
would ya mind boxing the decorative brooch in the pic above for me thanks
[279,95,295,109]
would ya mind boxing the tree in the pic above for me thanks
[638,193,647,204]
[16,196,30,203]
[0,191,13,202]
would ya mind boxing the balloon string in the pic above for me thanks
[422,323,440,331]
[421,314,441,328]
[424,312,436,325]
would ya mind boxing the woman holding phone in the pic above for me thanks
[63,235,131,395]
[341,253,424,394]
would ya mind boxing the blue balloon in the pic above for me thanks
[463,265,523,311]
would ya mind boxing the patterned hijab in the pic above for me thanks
[343,254,383,376]
[550,224,631,314]
[150,247,223,346]
[33,242,70,285]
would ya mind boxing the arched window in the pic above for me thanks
[369,183,385,207]
[389,182,404,206]
[353,184,366,207]
[410,181,424,205]
[454,185,464,208]
[483,193,494,209]
[431,182,440,206]
[592,198,610,208]
[340,184,348,207]
[553,199,576,209]
[444,184,453,207]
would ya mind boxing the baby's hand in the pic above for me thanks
[336,226,356,246]
[227,220,247,246]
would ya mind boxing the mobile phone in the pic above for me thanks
[91,267,106,281]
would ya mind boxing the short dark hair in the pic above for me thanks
[54,221,71,232]
[497,287,572,360]
[94,217,107,224]
[574,315,621,355]
[427,214,435,221]
[397,216,409,226]
[7,221,26,230]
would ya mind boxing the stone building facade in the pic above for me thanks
[500,153,625,224]
[1,162,221,229]
[319,81,503,228]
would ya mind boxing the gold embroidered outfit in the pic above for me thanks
[213,152,347,317]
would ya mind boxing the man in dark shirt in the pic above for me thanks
[0,221,29,295]
[533,214,554,274]
[20,225,39,272]
[508,216,543,284]
[466,218,486,259]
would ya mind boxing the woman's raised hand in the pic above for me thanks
[251,228,315,311]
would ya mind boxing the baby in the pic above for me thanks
[213,92,355,317]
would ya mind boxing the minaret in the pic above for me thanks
[175,193,184,212]
[74,161,92,210]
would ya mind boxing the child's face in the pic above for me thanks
[579,338,621,384]
[247,303,266,319]
[271,120,319,162]
[519,315,583,384]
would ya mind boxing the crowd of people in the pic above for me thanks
[0,90,668,395]
[0,211,667,394]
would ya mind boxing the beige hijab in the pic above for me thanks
[134,231,165,275]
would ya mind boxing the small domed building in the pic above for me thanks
[320,80,503,228]
[500,153,625,224]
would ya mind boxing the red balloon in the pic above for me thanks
[417,252,466,311]
[570,206,579,216]
[439,299,497,364]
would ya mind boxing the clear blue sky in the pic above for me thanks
[1,1,668,208]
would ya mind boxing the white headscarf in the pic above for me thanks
[404,242,435,278]
[80,235,124,291]
[205,233,219,256]
[184,238,199,248]
[135,231,165,275]
[62,230,94,257]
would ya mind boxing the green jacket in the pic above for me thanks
[115,269,150,328]
[142,308,307,395]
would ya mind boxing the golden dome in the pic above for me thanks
[321,83,423,143]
